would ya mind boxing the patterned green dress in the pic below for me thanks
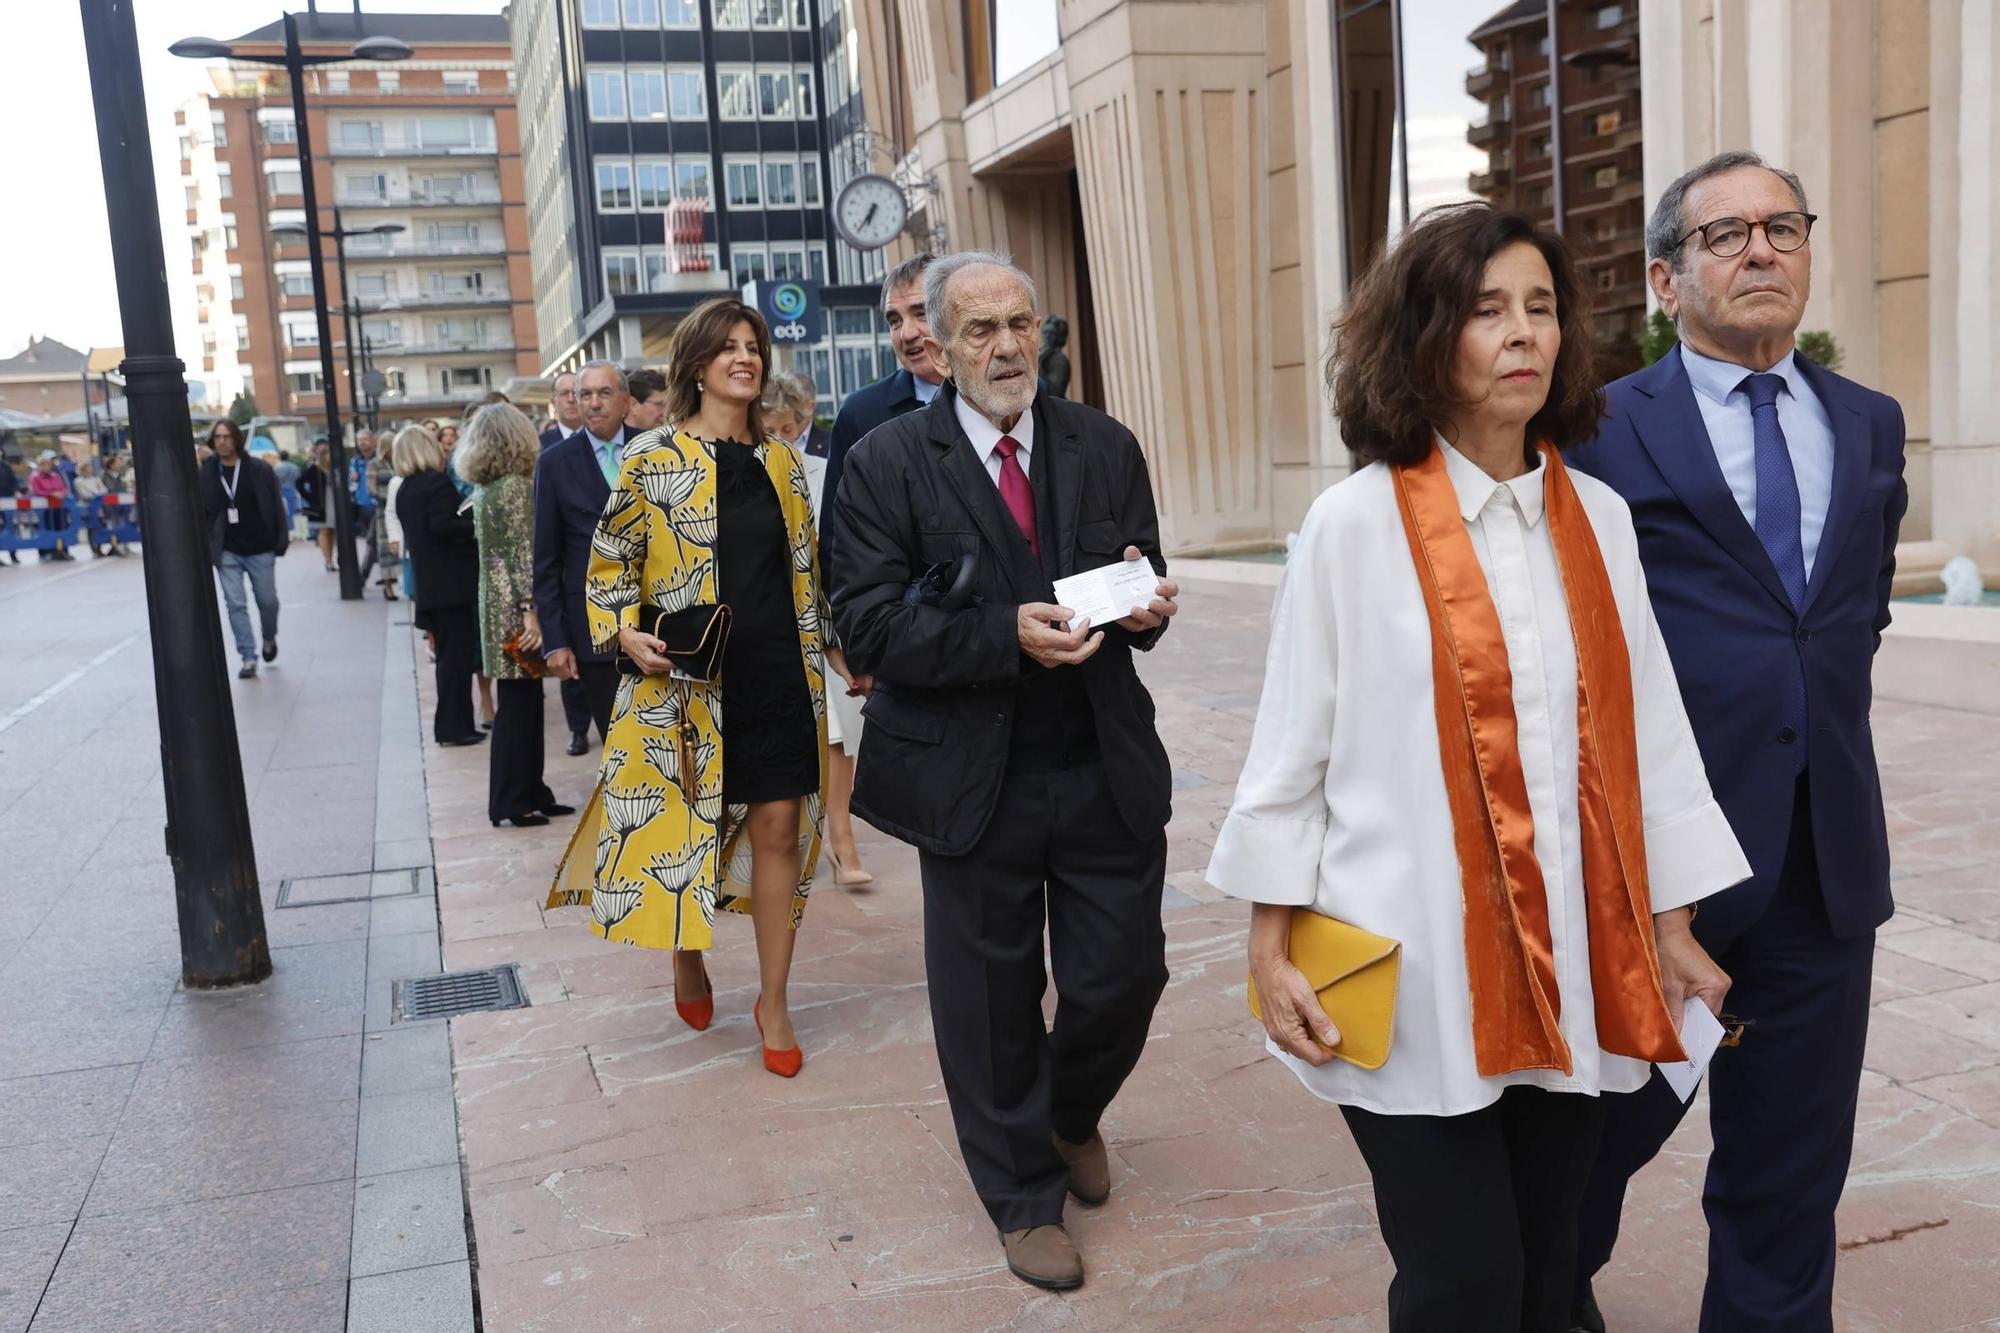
[472,472,537,679]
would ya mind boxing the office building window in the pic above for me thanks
[604,249,642,294]
[598,160,634,210]
[1596,266,1618,290]
[216,166,232,198]
[1593,109,1622,135]
[1526,83,1548,111]
[356,273,390,297]
[340,120,384,148]
[750,0,806,25]
[290,370,323,393]
[588,67,627,120]
[429,221,478,247]
[628,69,667,120]
[769,244,807,281]
[1593,164,1619,188]
[280,272,314,297]
[625,0,660,22]
[343,171,387,200]
[724,157,761,207]
[712,0,750,28]
[230,274,245,299]
[808,243,826,284]
[832,307,874,336]
[377,71,399,95]
[443,71,480,95]
[1530,135,1550,159]
[264,118,296,145]
[1595,4,1624,28]
[582,0,619,26]
[664,0,699,24]
[756,68,794,118]
[211,117,229,148]
[794,67,814,116]
[799,158,821,207]
[668,67,706,118]
[716,67,754,120]
[323,71,349,95]
[763,158,799,207]
[233,314,249,342]
[674,157,712,201]
[730,246,768,286]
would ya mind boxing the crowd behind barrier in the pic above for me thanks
[0,492,141,556]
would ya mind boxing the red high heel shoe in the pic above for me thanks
[753,997,803,1078]
[674,953,713,1031]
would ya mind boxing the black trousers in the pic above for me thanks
[489,678,557,821]
[1575,776,1873,1331]
[916,761,1168,1233]
[1343,1086,1607,1333]
[560,660,620,740]
[429,605,479,744]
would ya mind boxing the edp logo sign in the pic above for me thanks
[741,279,822,344]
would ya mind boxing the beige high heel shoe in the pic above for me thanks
[828,849,874,888]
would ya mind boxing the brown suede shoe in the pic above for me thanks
[1054,1130,1110,1205]
[1000,1223,1084,1290]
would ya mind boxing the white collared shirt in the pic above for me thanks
[953,387,1036,488]
[1207,438,1749,1116]
[1679,344,1836,577]
[913,373,942,405]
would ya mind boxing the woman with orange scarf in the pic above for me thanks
[1207,205,1750,1332]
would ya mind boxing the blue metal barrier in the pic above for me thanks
[0,494,142,555]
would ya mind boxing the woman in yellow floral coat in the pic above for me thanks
[549,299,828,1077]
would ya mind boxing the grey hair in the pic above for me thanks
[923,250,1039,344]
[577,359,627,392]
[761,370,816,417]
[551,369,576,390]
[455,402,540,484]
[879,252,934,310]
[1647,150,1810,269]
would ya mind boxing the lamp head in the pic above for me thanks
[350,37,413,62]
[169,37,235,59]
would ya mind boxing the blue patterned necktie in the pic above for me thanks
[1741,373,1807,609]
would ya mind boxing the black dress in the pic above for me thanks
[710,438,817,804]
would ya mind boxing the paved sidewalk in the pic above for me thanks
[0,551,472,1333]
[424,572,2000,1331]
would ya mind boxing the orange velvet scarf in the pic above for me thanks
[1393,441,1687,1077]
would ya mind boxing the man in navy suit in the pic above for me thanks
[534,361,630,754]
[1567,152,1908,1333]
[539,370,583,452]
[821,253,944,575]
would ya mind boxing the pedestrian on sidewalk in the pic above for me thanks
[299,440,336,572]
[199,419,287,679]
[439,423,496,731]
[1566,152,1909,1333]
[351,428,379,584]
[765,371,871,889]
[1207,205,1748,1333]
[384,426,425,608]
[546,307,832,1082]
[395,425,484,747]
[828,252,1180,1292]
[457,403,573,828]
[28,454,73,561]
[365,430,400,600]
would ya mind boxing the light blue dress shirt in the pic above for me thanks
[583,428,625,486]
[913,374,941,405]
[1679,344,1837,578]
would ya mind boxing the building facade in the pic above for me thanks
[176,13,538,430]
[1466,0,1648,378]
[510,0,902,418]
[1643,0,1999,574]
[0,337,106,420]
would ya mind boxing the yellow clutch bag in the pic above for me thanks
[1246,909,1402,1070]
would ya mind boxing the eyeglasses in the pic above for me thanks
[1672,211,1817,259]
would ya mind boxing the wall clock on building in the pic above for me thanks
[833,173,910,251]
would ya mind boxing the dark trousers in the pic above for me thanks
[916,761,1168,1233]
[489,678,556,822]
[429,605,479,744]
[560,661,619,740]
[1343,1086,1607,1333]
[1575,776,1875,1331]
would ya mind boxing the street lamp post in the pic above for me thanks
[171,17,410,602]
[79,0,269,988]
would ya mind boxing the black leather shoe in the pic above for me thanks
[1570,1283,1606,1333]
[262,638,278,663]
[237,661,257,679]
[538,802,577,817]
[439,733,487,748]
[566,730,589,756]
[492,812,551,828]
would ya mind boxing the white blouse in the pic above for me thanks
[1207,442,1749,1117]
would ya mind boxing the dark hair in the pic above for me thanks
[880,252,933,310]
[626,367,667,405]
[1327,203,1602,465]
[206,419,244,449]
[662,298,770,443]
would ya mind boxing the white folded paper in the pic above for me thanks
[1053,556,1159,632]
[1657,998,1726,1103]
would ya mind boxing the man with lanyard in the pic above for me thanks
[201,421,289,679]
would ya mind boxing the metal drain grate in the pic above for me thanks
[393,965,527,1023]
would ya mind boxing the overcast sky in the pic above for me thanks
[0,0,1495,369]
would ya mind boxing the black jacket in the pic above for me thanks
[532,428,620,662]
[829,384,1172,856]
[199,453,288,563]
[296,463,329,521]
[395,469,478,611]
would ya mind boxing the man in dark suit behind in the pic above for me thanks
[831,251,1180,1293]
[1567,152,1908,1333]
[534,361,631,753]
[820,253,944,570]
[538,370,584,453]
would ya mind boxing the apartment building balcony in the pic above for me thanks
[361,291,514,315]
[1466,64,1499,98]
[327,142,499,160]
[368,337,518,357]
[340,238,510,260]
[1469,164,1512,194]
[332,186,505,209]
[1566,180,1648,213]
[1467,116,1511,149]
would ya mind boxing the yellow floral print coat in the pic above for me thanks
[546,427,829,951]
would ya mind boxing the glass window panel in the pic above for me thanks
[674,159,712,200]
[717,69,754,119]
[730,247,767,285]
[582,0,619,25]
[794,68,814,117]
[597,161,633,210]
[588,69,626,120]
[837,346,875,394]
[712,0,749,28]
[764,159,798,207]
[668,69,706,118]
[798,158,820,206]
[832,307,873,336]
[757,69,793,118]
[628,70,666,120]
[725,160,761,207]
[664,0,699,25]
[624,0,660,22]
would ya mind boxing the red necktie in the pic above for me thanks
[993,435,1038,557]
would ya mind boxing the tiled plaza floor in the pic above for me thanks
[420,572,2000,1332]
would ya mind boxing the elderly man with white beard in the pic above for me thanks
[829,250,1181,1291]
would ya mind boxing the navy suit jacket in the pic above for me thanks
[532,430,619,663]
[539,423,577,453]
[822,367,931,574]
[1569,346,1908,942]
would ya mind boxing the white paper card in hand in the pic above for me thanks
[1052,556,1157,631]
[1657,999,1726,1103]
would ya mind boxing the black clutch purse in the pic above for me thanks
[615,602,733,679]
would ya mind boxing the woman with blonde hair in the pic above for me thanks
[393,422,484,747]
[457,403,574,828]
[549,300,831,1078]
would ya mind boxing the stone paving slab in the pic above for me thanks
[425,573,2000,1330]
